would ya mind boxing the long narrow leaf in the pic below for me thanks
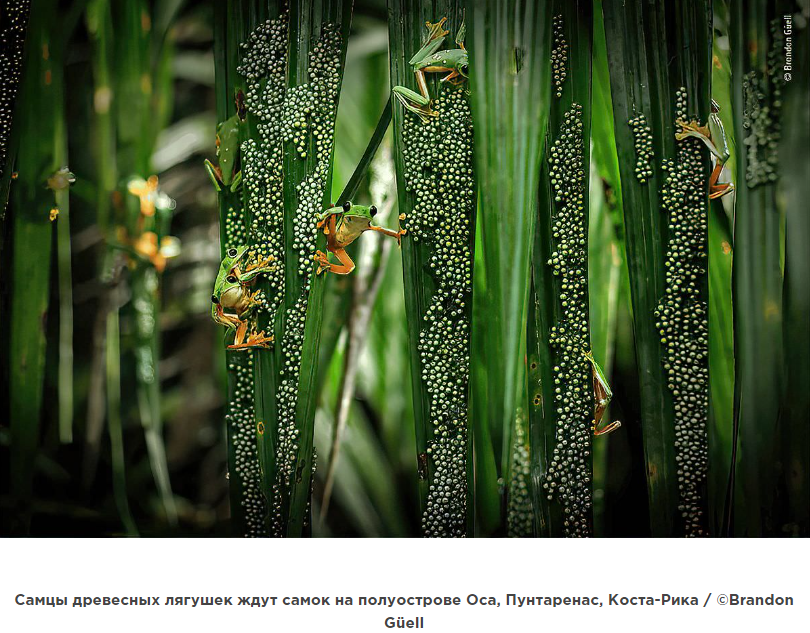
[603,0,712,536]
[389,0,477,536]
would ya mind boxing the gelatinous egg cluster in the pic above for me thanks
[240,14,343,536]
[226,352,266,537]
[551,15,568,99]
[220,182,266,536]
[0,0,30,180]
[543,104,593,538]
[742,18,784,188]
[629,113,654,182]
[655,87,708,537]
[401,87,474,538]
[239,13,289,327]
[507,415,532,538]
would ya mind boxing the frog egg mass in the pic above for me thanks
[508,416,533,537]
[551,15,568,99]
[0,0,30,181]
[402,84,475,537]
[543,103,593,538]
[239,12,343,536]
[654,87,709,537]
[629,113,654,182]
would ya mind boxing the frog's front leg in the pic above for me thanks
[675,120,724,162]
[204,159,224,192]
[212,302,240,331]
[369,224,408,247]
[676,119,734,199]
[239,255,275,282]
[228,171,242,193]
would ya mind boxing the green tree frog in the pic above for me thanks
[211,246,275,349]
[313,201,406,275]
[675,99,734,199]
[205,113,243,193]
[392,16,468,121]
[584,350,622,436]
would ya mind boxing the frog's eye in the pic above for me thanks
[211,295,219,304]
[369,205,377,217]
[342,201,352,212]
[461,64,468,75]
[226,275,237,283]
[227,248,237,257]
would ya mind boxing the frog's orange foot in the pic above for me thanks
[228,331,274,350]
[675,119,709,140]
[244,255,274,272]
[313,250,331,275]
[709,182,734,199]
[593,419,622,436]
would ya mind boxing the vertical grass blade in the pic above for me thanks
[109,0,178,525]
[467,0,551,536]
[588,5,625,534]
[779,15,809,535]
[83,0,117,485]
[527,0,594,538]
[212,0,265,537]
[106,301,138,535]
[6,0,59,534]
[321,151,395,522]
[389,0,477,536]
[236,0,353,536]
[0,0,30,218]
[704,8,737,536]
[729,0,787,536]
[603,0,712,536]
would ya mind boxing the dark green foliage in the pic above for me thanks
[603,0,712,536]
[0,0,807,540]
[6,0,60,534]
[388,0,477,536]
[529,0,593,538]
[468,0,552,537]
[729,0,804,536]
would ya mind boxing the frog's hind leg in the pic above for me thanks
[594,419,622,436]
[224,319,249,349]
[204,159,224,192]
[227,317,273,350]
[320,247,355,275]
[708,162,734,199]
[393,85,438,121]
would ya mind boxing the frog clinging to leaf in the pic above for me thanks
[313,201,406,275]
[211,246,275,349]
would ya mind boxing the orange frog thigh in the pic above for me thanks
[327,247,356,275]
